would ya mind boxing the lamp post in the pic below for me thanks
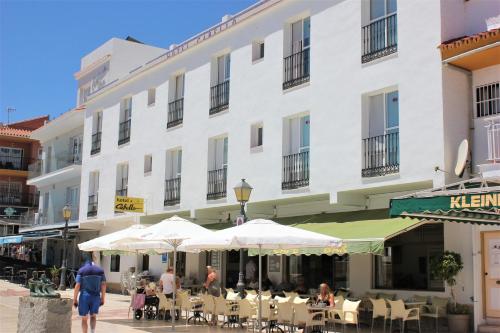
[233,178,253,297]
[59,205,72,291]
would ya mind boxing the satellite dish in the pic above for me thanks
[455,139,469,178]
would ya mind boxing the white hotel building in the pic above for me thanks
[30,0,500,330]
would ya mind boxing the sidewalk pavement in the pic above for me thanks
[0,279,242,333]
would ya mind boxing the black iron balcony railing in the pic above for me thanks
[0,155,35,171]
[116,188,128,197]
[362,13,397,63]
[207,167,227,200]
[0,191,39,207]
[164,177,181,206]
[118,119,131,145]
[282,151,310,190]
[283,48,310,90]
[87,194,98,217]
[91,132,102,155]
[167,98,184,128]
[209,81,230,115]
[362,132,399,177]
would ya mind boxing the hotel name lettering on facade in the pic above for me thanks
[450,193,499,209]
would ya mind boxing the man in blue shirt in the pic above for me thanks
[73,253,106,333]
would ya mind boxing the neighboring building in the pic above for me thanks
[0,116,48,236]
[69,0,497,330]
[22,107,93,268]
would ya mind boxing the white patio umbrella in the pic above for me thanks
[111,215,213,330]
[78,224,148,252]
[181,218,344,330]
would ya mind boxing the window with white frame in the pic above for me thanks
[283,115,310,156]
[290,17,310,55]
[118,97,132,145]
[250,123,264,149]
[66,185,80,219]
[370,0,397,21]
[216,54,231,84]
[147,88,156,106]
[144,155,152,174]
[116,163,128,197]
[166,149,182,180]
[476,82,499,118]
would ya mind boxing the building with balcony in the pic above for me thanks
[0,116,47,236]
[73,1,499,330]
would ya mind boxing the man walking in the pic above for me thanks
[73,253,106,333]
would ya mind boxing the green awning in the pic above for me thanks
[205,209,422,255]
[390,191,500,225]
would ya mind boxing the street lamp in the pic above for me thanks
[59,205,72,290]
[233,178,253,296]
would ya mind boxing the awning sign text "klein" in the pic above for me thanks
[450,193,499,209]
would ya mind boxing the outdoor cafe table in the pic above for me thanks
[186,296,206,324]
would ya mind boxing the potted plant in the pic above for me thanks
[431,251,469,333]
[49,266,61,286]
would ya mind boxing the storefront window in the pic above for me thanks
[286,254,349,293]
[374,224,444,291]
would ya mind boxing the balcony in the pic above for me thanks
[164,177,181,206]
[283,48,310,90]
[91,132,101,155]
[0,191,39,207]
[27,151,82,184]
[207,167,227,200]
[0,155,35,172]
[209,81,230,115]
[362,13,397,63]
[167,98,184,128]
[282,151,309,190]
[118,119,131,145]
[87,194,98,217]
[362,132,399,177]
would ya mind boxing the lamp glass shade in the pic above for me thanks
[62,205,72,220]
[233,179,253,203]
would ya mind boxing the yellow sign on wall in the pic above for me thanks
[114,196,144,213]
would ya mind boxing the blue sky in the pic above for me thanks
[0,0,256,124]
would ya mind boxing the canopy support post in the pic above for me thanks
[258,244,262,331]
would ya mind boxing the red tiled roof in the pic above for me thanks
[0,115,49,138]
[440,28,500,50]
[0,126,33,138]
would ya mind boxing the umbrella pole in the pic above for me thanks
[258,244,262,331]
[172,247,177,331]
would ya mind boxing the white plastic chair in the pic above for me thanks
[388,299,421,333]
[329,299,361,333]
[293,302,325,333]
[370,298,390,333]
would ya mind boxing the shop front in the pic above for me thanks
[389,176,500,331]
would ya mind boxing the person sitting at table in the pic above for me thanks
[316,283,335,307]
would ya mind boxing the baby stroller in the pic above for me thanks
[130,286,159,320]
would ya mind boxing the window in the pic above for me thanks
[291,17,310,54]
[144,155,152,174]
[370,0,397,21]
[168,74,185,128]
[251,123,264,149]
[207,137,228,200]
[282,115,310,189]
[165,149,182,206]
[210,54,231,114]
[142,254,149,271]
[283,17,310,89]
[0,147,24,170]
[91,112,102,155]
[252,41,265,61]
[116,163,128,197]
[147,88,156,106]
[118,97,132,145]
[363,90,399,177]
[217,54,231,84]
[110,254,120,272]
[0,181,22,204]
[69,136,82,164]
[65,186,79,220]
[476,82,499,118]
[374,224,444,291]
[88,171,99,217]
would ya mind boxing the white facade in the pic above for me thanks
[67,0,499,330]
